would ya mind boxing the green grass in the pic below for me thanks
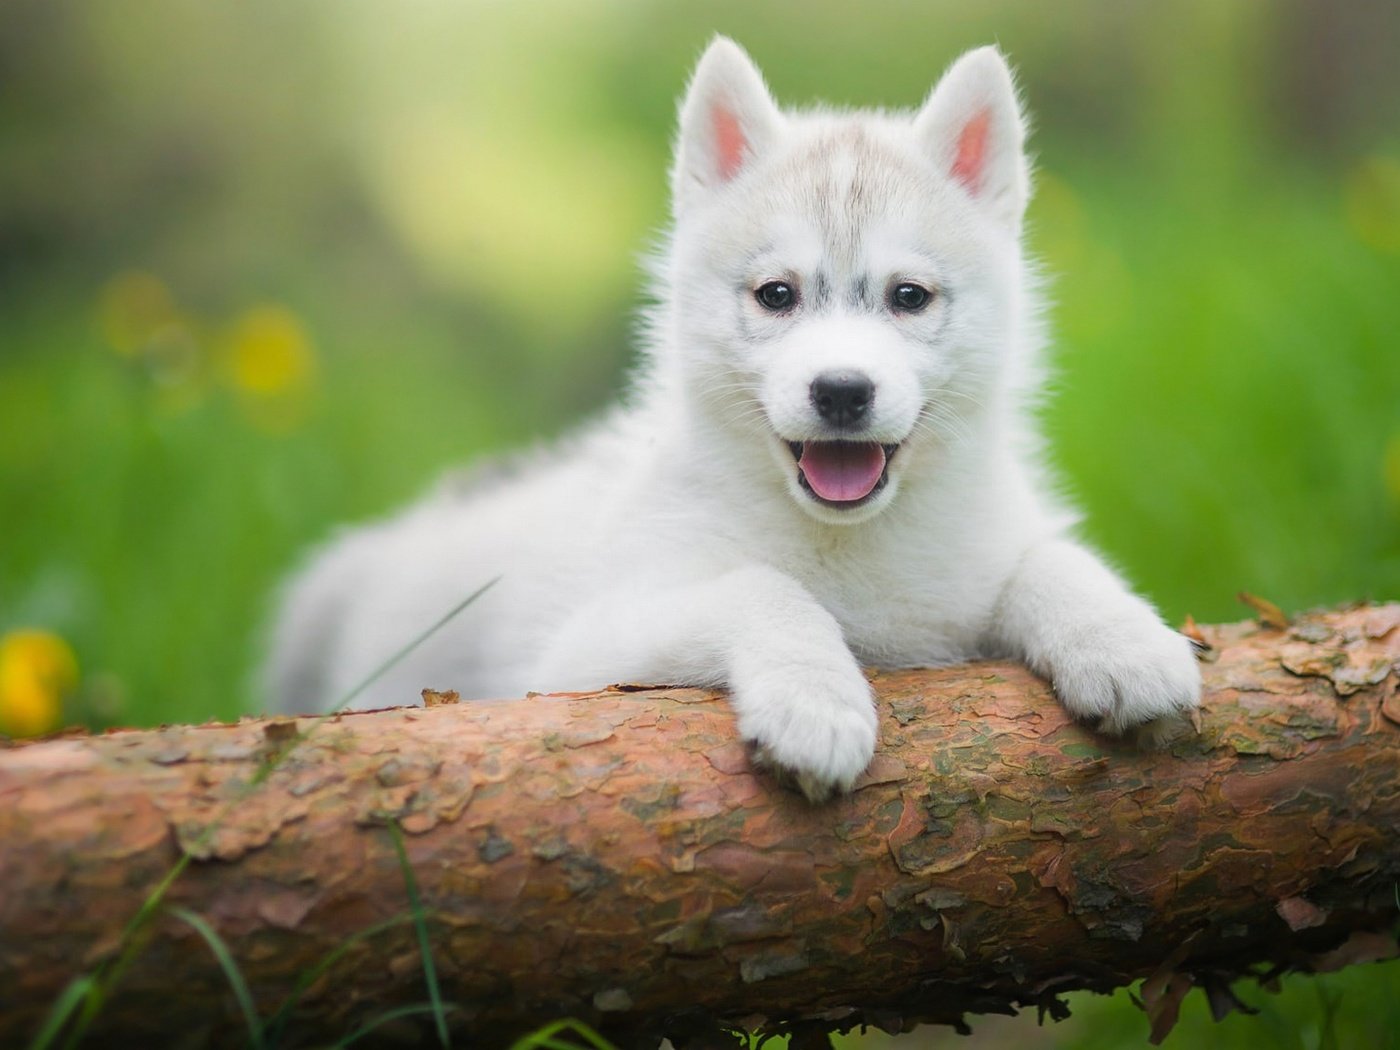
[0,293,538,727]
[1037,166,1400,626]
[25,977,95,1050]
[171,908,267,1050]
[507,1019,618,1050]
[387,820,451,1049]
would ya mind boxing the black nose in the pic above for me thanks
[810,371,874,428]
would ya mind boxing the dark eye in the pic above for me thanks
[755,281,796,312]
[890,283,932,312]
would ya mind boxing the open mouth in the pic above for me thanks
[786,440,900,508]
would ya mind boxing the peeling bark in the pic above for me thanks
[1,605,1398,1047]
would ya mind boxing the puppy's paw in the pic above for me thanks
[735,663,877,803]
[1045,615,1202,737]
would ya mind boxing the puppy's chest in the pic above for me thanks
[787,544,998,664]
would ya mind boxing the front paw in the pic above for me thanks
[734,663,877,803]
[1044,615,1201,737]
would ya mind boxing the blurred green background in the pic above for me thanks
[1,0,1397,1045]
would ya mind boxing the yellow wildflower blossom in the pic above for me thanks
[226,305,316,396]
[0,630,78,738]
[222,305,319,433]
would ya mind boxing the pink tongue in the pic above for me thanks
[799,442,887,502]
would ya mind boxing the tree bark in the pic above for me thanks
[2,604,1399,1048]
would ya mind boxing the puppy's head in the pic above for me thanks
[665,38,1031,525]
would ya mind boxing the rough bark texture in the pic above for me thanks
[2,604,1399,1048]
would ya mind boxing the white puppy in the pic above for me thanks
[264,38,1201,800]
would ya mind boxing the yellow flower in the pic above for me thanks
[225,305,316,397]
[222,305,318,433]
[0,630,78,738]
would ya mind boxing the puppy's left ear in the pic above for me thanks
[913,47,1029,232]
[672,36,784,216]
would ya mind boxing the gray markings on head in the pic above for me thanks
[848,274,871,310]
[778,124,925,315]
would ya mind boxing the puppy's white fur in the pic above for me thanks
[264,39,1201,799]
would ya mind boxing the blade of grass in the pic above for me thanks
[25,976,94,1050]
[331,578,498,714]
[329,1003,459,1049]
[387,820,449,1048]
[53,853,193,1050]
[508,1019,619,1050]
[1316,979,1343,1050]
[50,581,497,1050]
[170,907,266,1050]
[261,913,417,1045]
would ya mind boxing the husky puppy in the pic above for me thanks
[265,38,1200,799]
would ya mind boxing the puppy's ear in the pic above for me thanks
[672,36,783,215]
[913,47,1029,231]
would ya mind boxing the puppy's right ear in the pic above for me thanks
[913,47,1029,232]
[672,37,783,215]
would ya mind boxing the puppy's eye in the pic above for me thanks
[890,283,933,312]
[754,281,796,312]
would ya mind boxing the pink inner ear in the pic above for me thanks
[951,109,991,193]
[712,102,747,181]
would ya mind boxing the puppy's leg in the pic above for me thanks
[534,565,876,801]
[990,539,1201,735]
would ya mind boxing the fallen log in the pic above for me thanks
[2,604,1398,1048]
